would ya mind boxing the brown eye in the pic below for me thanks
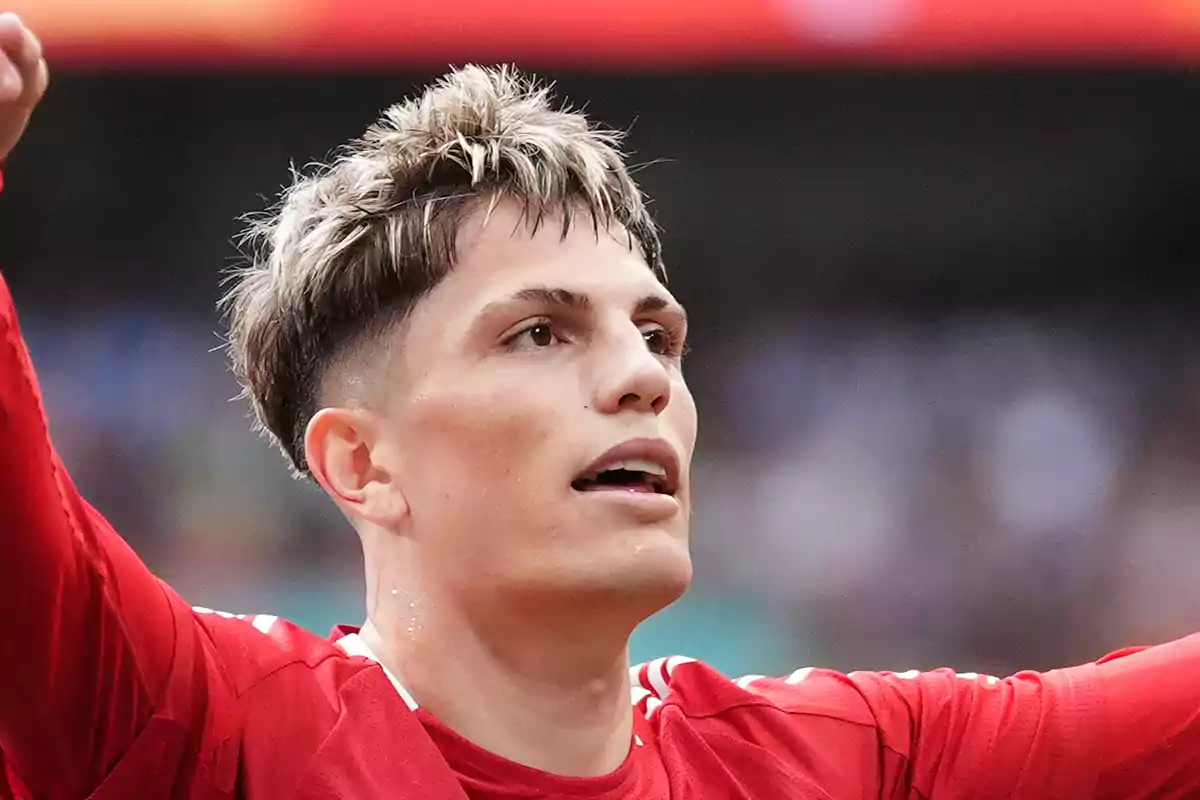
[503,320,565,352]
[528,324,554,347]
[643,328,671,355]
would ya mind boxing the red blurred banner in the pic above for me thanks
[14,0,1200,68]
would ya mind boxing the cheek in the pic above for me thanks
[402,385,564,508]
[670,381,699,456]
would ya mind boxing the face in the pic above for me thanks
[372,202,696,617]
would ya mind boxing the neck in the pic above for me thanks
[359,595,638,777]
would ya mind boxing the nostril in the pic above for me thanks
[614,390,669,414]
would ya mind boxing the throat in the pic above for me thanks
[380,623,637,778]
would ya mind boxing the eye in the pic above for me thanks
[526,323,555,347]
[642,326,684,357]
[504,320,564,351]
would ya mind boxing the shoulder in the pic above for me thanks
[632,656,879,728]
[191,611,417,795]
[633,657,910,797]
[634,656,1017,758]
[189,606,375,697]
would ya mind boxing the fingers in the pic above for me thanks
[30,54,47,99]
[0,13,46,106]
[0,13,19,103]
[0,60,19,104]
[0,13,32,68]
[0,12,23,51]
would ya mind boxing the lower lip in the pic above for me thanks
[574,488,681,520]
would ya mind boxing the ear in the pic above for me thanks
[305,406,409,528]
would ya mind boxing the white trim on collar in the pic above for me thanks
[335,632,421,710]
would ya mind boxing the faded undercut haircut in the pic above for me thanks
[222,65,665,477]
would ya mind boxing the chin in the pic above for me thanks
[570,534,693,610]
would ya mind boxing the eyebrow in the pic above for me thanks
[508,286,592,312]
[481,286,687,323]
[632,293,683,321]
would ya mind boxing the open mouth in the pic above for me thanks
[571,458,676,496]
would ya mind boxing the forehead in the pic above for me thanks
[435,202,676,310]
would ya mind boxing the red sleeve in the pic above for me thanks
[0,174,228,796]
[1088,637,1200,797]
[746,634,1200,798]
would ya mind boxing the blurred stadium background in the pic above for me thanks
[3,0,1200,678]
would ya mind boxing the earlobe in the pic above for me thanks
[305,407,408,527]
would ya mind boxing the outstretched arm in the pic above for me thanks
[740,633,1200,798]
[0,17,210,797]
[874,635,1200,798]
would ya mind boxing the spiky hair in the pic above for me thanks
[222,65,664,476]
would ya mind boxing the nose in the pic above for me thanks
[593,327,672,416]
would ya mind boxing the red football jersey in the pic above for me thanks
[5,180,1200,798]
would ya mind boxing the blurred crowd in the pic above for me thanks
[23,305,1200,677]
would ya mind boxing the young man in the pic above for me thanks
[3,13,1200,799]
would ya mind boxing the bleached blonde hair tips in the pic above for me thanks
[222,65,664,475]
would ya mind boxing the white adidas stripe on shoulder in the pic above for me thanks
[646,657,671,700]
[631,656,820,701]
[737,673,768,690]
[785,666,815,684]
[192,606,279,635]
[628,655,700,718]
[665,655,696,676]
[334,632,420,710]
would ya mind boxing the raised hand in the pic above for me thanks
[0,12,47,162]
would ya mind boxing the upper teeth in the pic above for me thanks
[603,459,667,478]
